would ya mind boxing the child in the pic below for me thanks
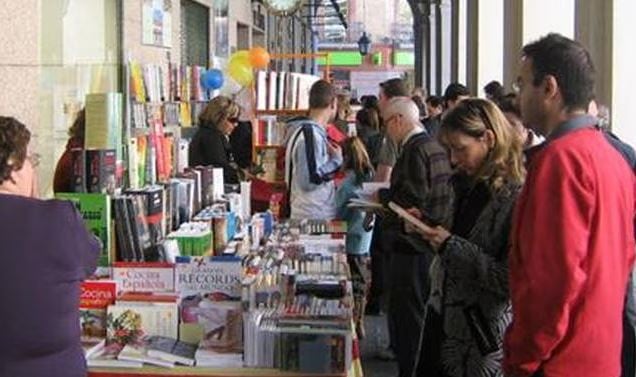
[335,137,374,338]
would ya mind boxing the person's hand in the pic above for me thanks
[327,141,342,160]
[403,208,422,234]
[403,207,450,251]
[416,225,451,251]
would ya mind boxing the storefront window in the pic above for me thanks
[39,0,121,197]
[214,0,229,58]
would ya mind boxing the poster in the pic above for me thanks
[142,0,172,48]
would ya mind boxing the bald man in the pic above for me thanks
[377,97,454,377]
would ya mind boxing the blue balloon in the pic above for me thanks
[201,69,224,90]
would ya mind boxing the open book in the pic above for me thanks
[387,201,435,233]
[346,198,384,210]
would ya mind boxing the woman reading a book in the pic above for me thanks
[0,116,100,377]
[189,96,242,184]
[405,99,525,377]
[335,136,374,338]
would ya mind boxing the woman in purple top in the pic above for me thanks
[0,117,100,377]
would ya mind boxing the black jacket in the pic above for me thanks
[189,123,239,184]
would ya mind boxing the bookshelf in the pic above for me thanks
[250,53,330,184]
[254,109,308,116]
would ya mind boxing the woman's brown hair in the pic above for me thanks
[68,109,86,139]
[199,96,240,129]
[356,108,380,132]
[440,98,525,191]
[342,137,374,184]
[0,117,31,185]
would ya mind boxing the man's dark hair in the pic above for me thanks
[379,78,409,98]
[522,33,595,112]
[362,95,379,110]
[309,80,336,109]
[496,93,521,117]
[484,80,504,100]
[426,95,444,109]
[443,83,470,103]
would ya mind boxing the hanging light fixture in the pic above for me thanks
[358,0,371,56]
[358,32,371,56]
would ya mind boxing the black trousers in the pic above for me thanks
[368,219,385,309]
[416,308,444,377]
[622,315,635,377]
[386,241,433,377]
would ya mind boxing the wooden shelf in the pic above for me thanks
[255,109,308,116]
[254,144,284,149]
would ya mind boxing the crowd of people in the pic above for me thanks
[282,33,636,377]
[1,32,634,377]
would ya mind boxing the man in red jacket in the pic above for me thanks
[504,33,636,377]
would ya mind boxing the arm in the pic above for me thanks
[440,196,516,300]
[295,127,342,191]
[374,164,393,183]
[504,149,593,377]
[335,176,356,220]
[374,137,396,183]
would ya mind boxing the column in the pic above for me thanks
[575,0,612,110]
[503,0,523,90]
[612,0,636,145]
[439,0,453,94]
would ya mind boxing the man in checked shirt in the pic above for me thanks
[376,96,454,377]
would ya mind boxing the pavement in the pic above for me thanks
[359,313,398,377]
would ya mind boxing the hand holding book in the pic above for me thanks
[388,202,450,251]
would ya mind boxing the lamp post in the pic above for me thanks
[358,32,371,56]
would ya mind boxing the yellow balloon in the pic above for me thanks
[230,50,250,66]
[227,58,254,86]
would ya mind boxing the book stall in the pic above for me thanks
[80,216,360,377]
[56,46,359,377]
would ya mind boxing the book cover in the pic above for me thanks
[107,302,179,342]
[118,339,175,368]
[79,280,117,342]
[126,187,165,248]
[117,291,179,303]
[85,340,143,368]
[70,148,86,193]
[56,193,112,270]
[86,149,117,195]
[145,335,197,366]
[174,256,242,300]
[112,262,175,293]
[85,93,123,158]
[180,299,243,353]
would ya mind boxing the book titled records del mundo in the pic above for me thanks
[175,256,242,300]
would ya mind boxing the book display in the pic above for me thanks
[84,219,359,377]
[47,45,355,376]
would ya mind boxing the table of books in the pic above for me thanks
[88,366,346,377]
[84,219,361,377]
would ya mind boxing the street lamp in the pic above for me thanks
[358,32,371,56]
